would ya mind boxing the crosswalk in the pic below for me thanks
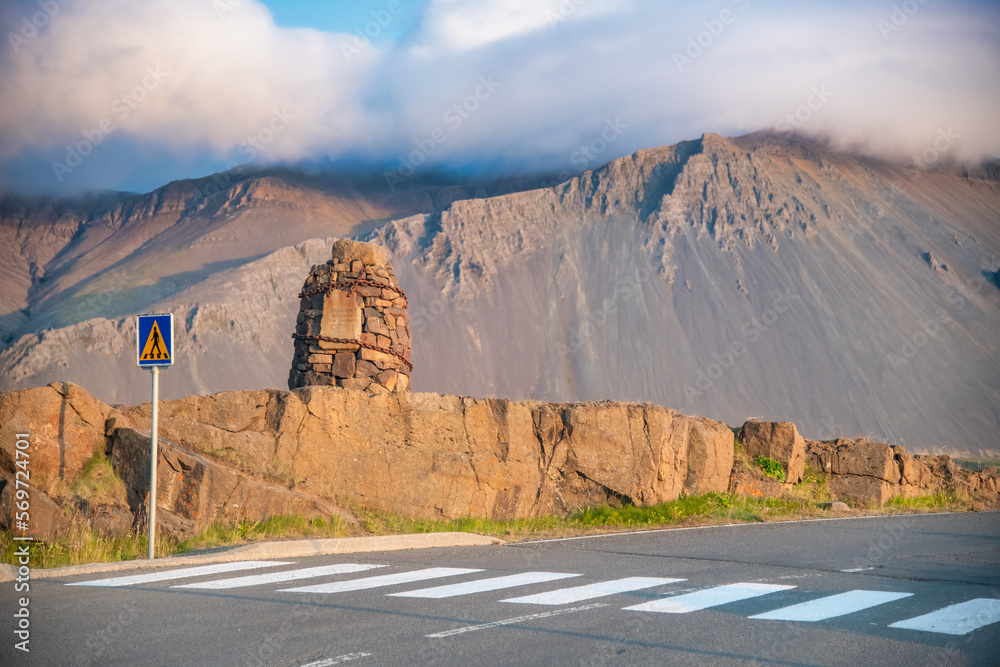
[64,560,1000,637]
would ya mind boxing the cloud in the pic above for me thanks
[0,0,998,193]
[0,0,378,164]
[413,0,628,53]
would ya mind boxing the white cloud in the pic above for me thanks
[414,0,629,53]
[0,0,380,162]
[0,0,998,193]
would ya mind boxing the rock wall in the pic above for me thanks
[1,382,996,544]
[0,383,735,540]
[107,389,735,522]
[288,239,412,394]
[804,438,1000,505]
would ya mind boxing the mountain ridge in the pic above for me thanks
[1,132,998,452]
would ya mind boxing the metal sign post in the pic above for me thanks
[149,366,159,560]
[136,313,174,560]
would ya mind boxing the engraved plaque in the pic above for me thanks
[319,290,363,340]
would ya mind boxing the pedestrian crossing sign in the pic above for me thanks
[137,314,173,367]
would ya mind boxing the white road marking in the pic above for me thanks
[501,577,684,606]
[66,561,292,587]
[841,567,874,573]
[426,603,609,638]
[750,590,913,621]
[172,563,386,589]
[389,572,579,599]
[300,653,370,666]
[279,568,482,594]
[623,583,796,613]
[889,599,1000,635]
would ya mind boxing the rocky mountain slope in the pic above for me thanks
[1,133,998,452]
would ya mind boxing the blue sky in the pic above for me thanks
[261,0,428,41]
[0,0,998,195]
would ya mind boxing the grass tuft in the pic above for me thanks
[753,455,786,482]
[2,480,985,569]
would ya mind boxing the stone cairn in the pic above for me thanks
[288,239,411,394]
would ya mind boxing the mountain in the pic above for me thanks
[1,133,998,453]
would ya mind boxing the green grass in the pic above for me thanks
[1,479,981,569]
[1,523,173,570]
[886,491,962,509]
[753,455,786,482]
[56,451,128,507]
[175,515,353,554]
[355,490,829,540]
[0,515,353,570]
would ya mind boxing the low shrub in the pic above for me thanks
[753,455,786,482]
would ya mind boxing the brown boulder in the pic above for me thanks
[738,421,806,484]
[110,390,282,476]
[830,474,897,505]
[832,439,900,483]
[804,439,838,474]
[0,470,71,542]
[0,382,110,495]
[686,418,736,494]
[729,464,784,500]
[108,426,354,537]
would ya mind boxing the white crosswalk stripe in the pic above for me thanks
[388,571,580,598]
[66,561,292,587]
[64,562,998,640]
[502,577,685,606]
[889,599,1000,635]
[623,583,796,613]
[172,563,386,589]
[750,590,913,621]
[279,567,483,594]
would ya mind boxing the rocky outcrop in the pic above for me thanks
[738,421,806,484]
[2,384,996,543]
[804,438,999,505]
[0,381,110,494]
[109,427,354,539]
[110,389,734,521]
[1,383,738,539]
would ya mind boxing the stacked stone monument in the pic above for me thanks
[288,239,411,394]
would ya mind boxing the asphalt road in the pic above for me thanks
[3,512,999,666]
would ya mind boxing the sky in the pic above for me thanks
[0,0,998,195]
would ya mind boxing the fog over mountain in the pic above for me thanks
[2,132,998,454]
[1,0,998,193]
